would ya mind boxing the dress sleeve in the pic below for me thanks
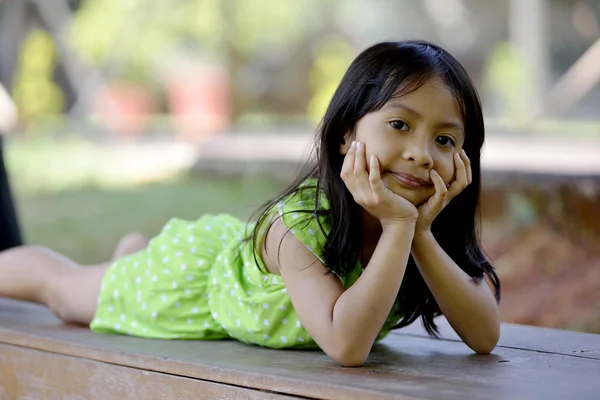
[276,182,331,264]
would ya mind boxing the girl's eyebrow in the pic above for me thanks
[383,102,464,134]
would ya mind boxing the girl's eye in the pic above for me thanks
[390,120,409,131]
[436,136,456,147]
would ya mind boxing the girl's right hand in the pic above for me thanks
[340,141,419,228]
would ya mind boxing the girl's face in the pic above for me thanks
[343,77,466,206]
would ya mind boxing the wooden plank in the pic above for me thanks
[1,299,600,400]
[0,344,297,400]
[397,318,600,360]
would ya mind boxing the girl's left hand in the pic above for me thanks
[415,149,472,235]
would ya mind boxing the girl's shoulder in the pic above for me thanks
[272,179,331,263]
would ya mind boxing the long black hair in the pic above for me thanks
[247,40,500,336]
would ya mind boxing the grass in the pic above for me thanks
[6,138,287,264]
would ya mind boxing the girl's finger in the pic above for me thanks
[353,141,367,176]
[447,152,468,199]
[429,170,448,210]
[461,149,473,185]
[368,155,385,194]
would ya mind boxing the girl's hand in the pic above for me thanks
[415,149,472,235]
[341,141,418,227]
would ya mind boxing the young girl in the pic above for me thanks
[0,40,500,367]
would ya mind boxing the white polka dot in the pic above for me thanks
[146,259,152,266]
[308,229,315,235]
[297,201,304,206]
[187,318,193,324]
[226,222,232,227]
[281,336,287,343]
[162,257,169,263]
[134,262,139,268]
[263,275,268,282]
[280,305,287,311]
[152,275,158,282]
[208,249,214,253]
[307,246,314,252]
[175,302,181,308]
[282,288,287,293]
[161,245,166,251]
[108,306,114,313]
[115,323,121,330]
[185,289,191,295]
[142,328,148,332]
[263,303,269,309]
[161,295,167,302]
[187,275,194,281]
[272,277,278,284]
[172,237,179,243]
[197,260,205,266]
[292,213,299,219]
[263,320,270,326]
[192,307,198,314]
[220,234,226,240]
[236,320,241,326]
[189,236,195,243]
[174,334,180,339]
[191,247,196,253]
[152,310,157,318]
[111,275,116,281]
[212,312,218,319]
[113,289,119,298]
[296,321,301,328]
[230,289,235,296]
[298,337,305,342]
[282,318,288,324]
[124,283,129,290]
[135,277,141,284]
[213,277,217,284]
[145,270,150,277]
[172,282,178,289]
[248,329,254,335]
[187,224,194,230]
[131,321,138,327]
[142,303,147,310]
[228,310,232,317]
[176,251,182,257]
[169,317,174,322]
[205,226,212,230]
[120,314,126,321]
[204,321,210,327]
[264,334,270,339]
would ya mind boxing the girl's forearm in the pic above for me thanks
[331,222,414,364]
[411,230,500,354]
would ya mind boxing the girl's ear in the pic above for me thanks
[339,132,354,155]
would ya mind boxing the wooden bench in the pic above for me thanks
[1,298,599,399]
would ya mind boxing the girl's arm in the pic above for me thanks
[267,217,415,367]
[411,231,500,354]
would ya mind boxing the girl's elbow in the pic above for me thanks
[470,327,500,355]
[326,341,370,367]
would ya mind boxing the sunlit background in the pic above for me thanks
[0,0,599,333]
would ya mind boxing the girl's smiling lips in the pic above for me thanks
[389,172,432,188]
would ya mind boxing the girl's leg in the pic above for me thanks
[0,245,108,325]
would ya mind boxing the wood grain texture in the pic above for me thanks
[1,299,600,400]
[398,317,600,360]
[0,344,298,400]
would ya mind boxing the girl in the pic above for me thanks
[0,40,500,367]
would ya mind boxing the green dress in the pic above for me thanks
[90,180,403,348]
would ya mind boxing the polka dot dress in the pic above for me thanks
[90,180,403,348]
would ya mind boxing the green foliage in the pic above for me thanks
[12,29,64,123]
